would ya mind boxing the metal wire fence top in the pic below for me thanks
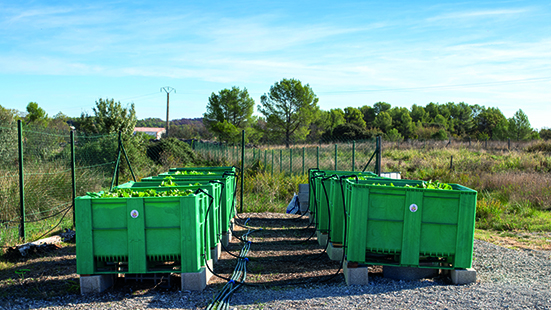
[193,135,380,176]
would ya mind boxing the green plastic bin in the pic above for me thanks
[114,182,222,249]
[76,191,209,275]
[344,178,477,269]
[307,169,379,235]
[141,174,236,234]
[168,166,236,174]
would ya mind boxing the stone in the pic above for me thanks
[181,259,213,291]
[211,243,222,264]
[80,274,114,294]
[327,242,344,261]
[222,230,232,248]
[316,230,328,247]
[343,260,369,285]
[450,268,477,285]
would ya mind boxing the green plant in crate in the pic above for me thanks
[173,170,215,175]
[87,188,194,198]
[160,176,179,187]
[408,180,453,190]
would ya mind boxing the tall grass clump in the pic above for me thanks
[241,161,307,213]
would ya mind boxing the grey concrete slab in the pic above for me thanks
[451,268,477,285]
[343,260,369,285]
[80,274,114,294]
[327,242,344,261]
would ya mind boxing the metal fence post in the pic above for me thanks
[17,120,25,241]
[290,148,293,174]
[280,149,282,173]
[334,144,338,170]
[71,130,76,229]
[352,141,356,171]
[317,146,319,169]
[240,130,245,213]
[271,149,274,176]
[264,149,267,172]
[376,136,382,176]
[302,147,305,175]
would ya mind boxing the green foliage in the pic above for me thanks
[146,137,196,167]
[407,180,453,190]
[344,107,366,128]
[242,171,308,213]
[327,108,345,134]
[385,128,403,142]
[258,78,319,147]
[203,86,255,143]
[93,188,194,198]
[373,102,391,114]
[540,128,551,140]
[76,98,137,136]
[173,170,215,175]
[360,105,376,127]
[431,128,448,141]
[508,109,532,141]
[374,111,392,133]
[0,105,18,165]
[25,102,49,127]
[323,123,367,140]
[410,104,426,123]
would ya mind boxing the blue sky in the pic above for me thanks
[1,0,550,129]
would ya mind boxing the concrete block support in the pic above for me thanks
[451,268,477,285]
[221,230,232,248]
[298,184,310,214]
[383,266,439,281]
[327,242,344,261]
[211,243,222,264]
[343,260,369,285]
[181,259,214,291]
[316,230,328,247]
[80,274,114,294]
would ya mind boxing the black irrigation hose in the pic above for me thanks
[29,204,73,243]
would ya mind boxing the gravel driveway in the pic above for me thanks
[2,239,549,310]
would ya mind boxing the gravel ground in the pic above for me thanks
[2,226,550,309]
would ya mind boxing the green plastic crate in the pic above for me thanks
[307,169,380,235]
[344,178,477,269]
[76,192,209,275]
[168,166,236,174]
[114,182,222,248]
[160,166,236,177]
[141,174,236,234]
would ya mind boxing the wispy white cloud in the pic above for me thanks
[426,8,531,22]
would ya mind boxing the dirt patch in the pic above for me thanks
[209,212,352,287]
[0,244,80,299]
[475,230,551,251]
[0,212,381,299]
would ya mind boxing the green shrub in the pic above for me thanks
[147,138,196,167]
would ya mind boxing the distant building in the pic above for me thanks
[134,127,166,140]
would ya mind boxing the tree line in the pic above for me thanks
[1,77,550,149]
[202,78,546,145]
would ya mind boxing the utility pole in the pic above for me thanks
[160,86,176,137]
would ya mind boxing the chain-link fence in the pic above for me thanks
[193,135,380,176]
[0,121,198,248]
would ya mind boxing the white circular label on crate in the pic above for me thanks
[130,210,139,218]
[409,204,418,213]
